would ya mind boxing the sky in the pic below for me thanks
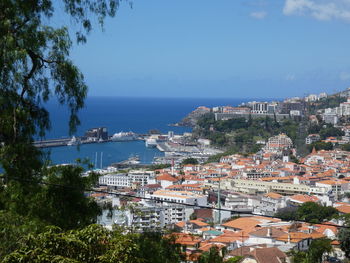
[56,0,350,98]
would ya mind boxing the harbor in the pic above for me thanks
[36,126,222,167]
[34,127,148,148]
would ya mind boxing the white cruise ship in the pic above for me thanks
[111,131,137,142]
[67,136,80,146]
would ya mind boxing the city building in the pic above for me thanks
[147,190,207,206]
[305,134,321,145]
[264,134,293,153]
[84,127,108,141]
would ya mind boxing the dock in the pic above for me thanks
[33,138,72,148]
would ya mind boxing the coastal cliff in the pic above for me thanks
[175,106,211,127]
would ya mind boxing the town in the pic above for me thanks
[86,89,350,263]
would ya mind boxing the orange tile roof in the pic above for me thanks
[156,173,179,182]
[175,221,185,228]
[222,218,260,231]
[336,205,350,214]
[289,194,319,203]
[264,192,283,199]
[317,179,348,185]
[209,231,248,244]
[172,233,202,246]
[198,243,226,252]
[189,220,210,227]
[314,223,339,235]
[276,232,324,243]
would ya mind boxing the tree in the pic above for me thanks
[32,165,101,230]
[182,158,199,165]
[0,211,45,260]
[307,141,333,152]
[3,225,184,263]
[290,238,332,263]
[0,0,119,174]
[338,214,350,259]
[225,256,243,263]
[307,238,332,263]
[0,0,120,254]
[296,202,338,223]
[198,247,223,263]
[275,203,338,223]
[274,207,298,221]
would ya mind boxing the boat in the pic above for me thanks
[145,138,157,148]
[111,131,137,142]
[67,136,80,146]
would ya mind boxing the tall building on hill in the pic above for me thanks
[264,134,293,152]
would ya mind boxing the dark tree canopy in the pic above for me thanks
[0,0,121,256]
[275,202,338,224]
[3,225,184,263]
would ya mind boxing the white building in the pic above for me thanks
[264,134,293,152]
[251,102,268,114]
[147,190,207,206]
[254,192,286,216]
[99,170,156,188]
[305,94,318,102]
[305,134,321,145]
[337,99,350,116]
[316,179,349,195]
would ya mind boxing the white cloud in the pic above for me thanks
[340,71,350,80]
[250,11,267,19]
[283,0,350,21]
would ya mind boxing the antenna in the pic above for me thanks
[100,152,103,169]
[95,152,98,169]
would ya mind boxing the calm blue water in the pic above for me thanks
[45,97,251,138]
[43,97,257,167]
[44,141,162,168]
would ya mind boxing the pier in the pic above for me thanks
[33,138,72,148]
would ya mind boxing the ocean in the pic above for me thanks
[43,97,254,167]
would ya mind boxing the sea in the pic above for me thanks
[41,97,256,168]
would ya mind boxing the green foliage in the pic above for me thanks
[208,132,229,147]
[307,141,334,152]
[319,126,344,139]
[290,155,300,164]
[196,113,216,130]
[307,96,347,114]
[290,238,332,263]
[3,225,184,263]
[198,247,223,263]
[189,212,197,220]
[338,215,350,259]
[0,0,120,220]
[308,238,332,263]
[205,146,240,163]
[275,207,298,221]
[225,256,243,263]
[341,144,350,151]
[0,211,46,260]
[182,158,199,165]
[297,202,338,223]
[195,115,301,153]
[33,165,101,230]
[289,250,308,263]
[146,163,171,171]
[275,202,338,223]
[213,118,249,132]
[133,232,184,263]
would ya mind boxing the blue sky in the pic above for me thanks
[58,0,350,98]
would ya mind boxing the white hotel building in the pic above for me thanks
[98,170,156,188]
